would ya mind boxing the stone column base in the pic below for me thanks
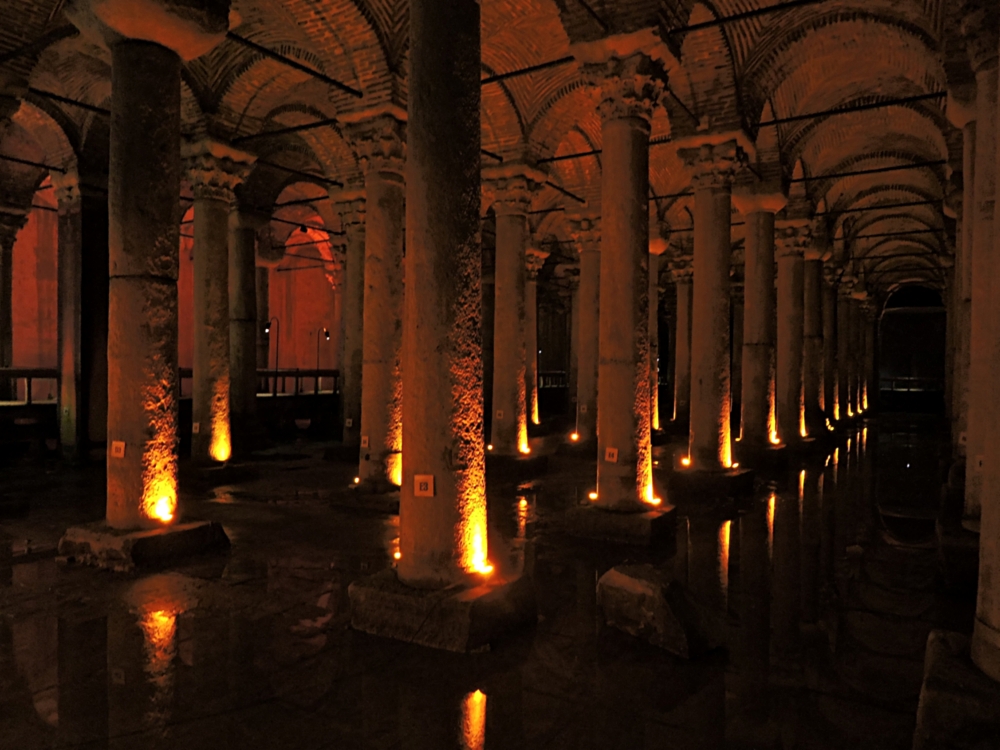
[58,520,230,573]
[913,630,1000,750]
[348,568,536,653]
[562,503,676,545]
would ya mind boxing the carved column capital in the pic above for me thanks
[670,254,694,281]
[333,195,366,243]
[568,214,601,254]
[343,113,406,178]
[0,205,28,250]
[51,168,81,213]
[677,140,745,190]
[483,163,546,217]
[775,222,812,258]
[583,53,665,125]
[526,247,549,279]
[182,138,255,204]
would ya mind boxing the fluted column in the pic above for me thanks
[802,252,824,436]
[337,196,366,444]
[775,223,809,448]
[53,171,84,456]
[570,215,600,443]
[679,141,742,470]
[822,266,838,420]
[861,301,876,412]
[526,246,549,426]
[670,255,693,425]
[398,0,487,585]
[848,294,864,414]
[183,139,255,464]
[344,114,406,488]
[586,53,662,509]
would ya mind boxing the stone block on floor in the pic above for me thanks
[57,520,230,573]
[562,503,676,545]
[597,564,720,658]
[348,568,537,653]
[913,630,1000,750]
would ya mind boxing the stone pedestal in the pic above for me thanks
[570,216,600,442]
[563,503,675,545]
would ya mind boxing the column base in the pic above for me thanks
[667,467,755,499]
[562,503,676,545]
[57,520,230,573]
[596,564,724,658]
[348,568,536,653]
[485,452,549,483]
[913,630,1000,750]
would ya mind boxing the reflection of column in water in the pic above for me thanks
[58,616,109,747]
[771,481,801,666]
[800,468,822,624]
[737,506,770,720]
[718,520,732,608]
[137,609,177,726]
[12,614,59,728]
[461,689,487,750]
[819,468,835,592]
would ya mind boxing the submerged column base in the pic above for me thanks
[348,568,536,653]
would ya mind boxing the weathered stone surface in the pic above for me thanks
[58,520,230,572]
[597,564,719,658]
[913,630,1000,750]
[348,568,536,653]
[562,503,675,545]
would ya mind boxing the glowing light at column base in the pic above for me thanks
[387,452,402,487]
[588,490,598,500]
[799,406,808,438]
[718,520,731,603]
[720,416,733,468]
[209,430,231,463]
[461,689,487,750]
[862,384,869,411]
[767,492,775,559]
[209,383,231,462]
[570,432,580,442]
[680,456,691,467]
[143,471,177,524]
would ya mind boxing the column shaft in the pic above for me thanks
[0,213,22,400]
[567,275,579,412]
[525,254,546,425]
[575,245,600,441]
[776,247,804,447]
[848,299,861,414]
[954,121,975,455]
[106,40,181,529]
[673,275,692,423]
[596,113,652,510]
[490,210,527,455]
[229,220,257,446]
[730,288,744,435]
[340,214,365,444]
[822,279,836,419]
[399,0,485,586]
[740,211,775,451]
[837,288,852,420]
[57,193,83,456]
[649,253,661,431]
[803,259,823,435]
[255,266,269,371]
[359,169,405,486]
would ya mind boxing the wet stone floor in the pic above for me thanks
[0,415,977,749]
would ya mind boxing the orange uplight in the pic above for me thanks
[388,453,402,487]
[517,497,528,539]
[767,492,775,560]
[518,442,531,455]
[643,480,660,506]
[353,476,360,484]
[862,384,869,411]
[487,444,493,451]
[143,471,177,525]
[720,412,733,468]
[461,689,487,750]
[570,432,580,442]
[732,462,739,469]
[718,520,731,602]
[799,409,808,439]
[680,456,691,467]
[393,551,401,560]
[588,491,598,500]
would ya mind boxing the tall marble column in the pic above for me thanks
[486,165,543,456]
[730,281,744,435]
[570,215,600,443]
[679,141,742,470]
[802,252,824,436]
[68,0,232,527]
[587,53,661,510]
[733,195,781,454]
[670,254,693,425]
[229,210,266,449]
[848,294,864,414]
[346,114,406,488]
[822,266,838,420]
[861,301,876,412]
[53,170,84,457]
[0,207,26,401]
[649,246,667,431]
[183,139,254,464]
[565,268,580,415]
[398,0,488,585]
[775,223,809,448]
[951,115,974,456]
[837,279,854,421]
[337,195,366,445]
[526,246,549,426]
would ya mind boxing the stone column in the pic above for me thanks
[565,269,580,413]
[848,294,864,414]
[730,281,744,435]
[53,170,84,457]
[802,253,824,436]
[0,207,26,400]
[670,255,693,424]
[733,196,780,454]
[255,265,270,371]
[570,215,600,442]
[837,279,854,421]
[679,141,742,470]
[649,247,666,431]
[337,195,366,444]
[183,138,254,464]
[861,301,876,412]
[75,1,231,528]
[775,223,809,448]
[953,117,974,456]
[822,267,838,420]
[526,246,549,426]
[485,166,544,456]
[344,113,406,488]
[587,53,661,510]
[229,210,265,450]
[399,0,487,585]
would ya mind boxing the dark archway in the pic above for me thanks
[878,285,946,413]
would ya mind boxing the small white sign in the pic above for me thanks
[110,441,126,459]
[192,422,201,434]
[361,435,370,448]
[604,447,619,463]
[414,474,435,497]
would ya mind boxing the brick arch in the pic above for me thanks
[482,81,527,158]
[675,3,741,135]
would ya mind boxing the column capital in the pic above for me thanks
[526,247,549,279]
[333,195,366,242]
[960,0,999,73]
[0,71,27,122]
[483,163,547,217]
[731,185,786,215]
[0,205,28,249]
[822,263,841,288]
[182,138,255,204]
[556,263,580,291]
[568,214,601,254]
[341,110,406,178]
[582,53,665,125]
[669,254,693,281]
[677,139,746,190]
[775,221,812,258]
[51,168,81,213]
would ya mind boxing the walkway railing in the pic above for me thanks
[0,367,59,404]
[879,376,944,393]
[178,368,340,397]
[538,370,568,389]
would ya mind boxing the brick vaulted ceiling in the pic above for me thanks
[0,0,975,300]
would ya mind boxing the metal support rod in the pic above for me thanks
[274,195,332,207]
[482,148,504,162]
[482,56,575,85]
[0,25,78,64]
[270,215,337,234]
[667,0,829,35]
[232,116,340,144]
[0,153,65,173]
[650,190,694,201]
[760,91,946,127]
[546,181,586,204]
[538,148,601,165]
[572,0,609,30]
[815,199,943,216]
[226,32,363,98]
[28,87,110,115]
[790,159,946,183]
[276,264,329,273]
[256,158,344,188]
[852,228,944,240]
